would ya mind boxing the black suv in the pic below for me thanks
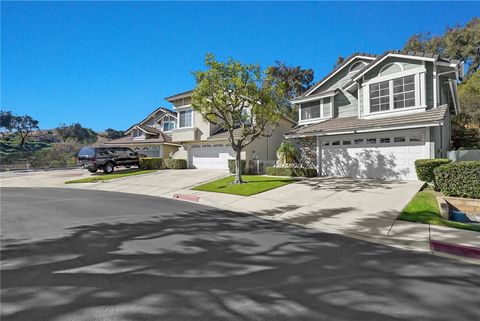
[77,146,139,174]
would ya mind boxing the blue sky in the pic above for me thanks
[1,1,477,131]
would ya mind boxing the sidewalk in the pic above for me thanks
[172,181,480,264]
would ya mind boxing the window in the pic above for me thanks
[409,135,422,142]
[367,138,377,144]
[354,138,364,145]
[380,137,391,144]
[322,141,330,146]
[301,101,321,120]
[163,121,175,132]
[179,110,192,128]
[394,136,406,143]
[342,140,352,145]
[393,75,415,109]
[332,140,341,146]
[369,80,390,112]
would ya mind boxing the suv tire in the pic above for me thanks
[103,162,115,174]
[88,168,98,173]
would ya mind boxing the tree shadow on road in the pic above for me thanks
[2,207,479,321]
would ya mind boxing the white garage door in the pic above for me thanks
[321,130,429,180]
[190,144,235,169]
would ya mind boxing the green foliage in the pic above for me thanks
[276,140,299,164]
[403,17,480,77]
[165,158,187,169]
[30,143,80,168]
[227,159,247,174]
[0,110,14,132]
[105,128,125,140]
[0,139,51,165]
[191,53,286,184]
[399,189,480,232]
[266,166,317,177]
[264,61,314,119]
[139,157,166,170]
[192,175,295,196]
[56,123,97,144]
[434,161,480,199]
[66,169,156,184]
[414,158,451,183]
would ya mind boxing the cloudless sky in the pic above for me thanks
[1,1,478,131]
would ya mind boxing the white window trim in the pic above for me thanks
[378,62,405,75]
[298,97,334,125]
[176,107,194,129]
[362,66,426,119]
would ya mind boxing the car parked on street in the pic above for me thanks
[77,146,139,174]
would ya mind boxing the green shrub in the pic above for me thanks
[434,161,480,199]
[228,159,247,174]
[165,158,187,169]
[414,158,451,183]
[266,166,317,177]
[139,157,166,170]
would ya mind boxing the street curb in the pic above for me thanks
[430,240,480,260]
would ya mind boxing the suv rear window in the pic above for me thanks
[78,147,96,157]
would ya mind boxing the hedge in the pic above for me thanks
[228,159,247,174]
[165,158,187,169]
[434,161,480,199]
[266,166,317,177]
[414,158,451,183]
[139,157,166,170]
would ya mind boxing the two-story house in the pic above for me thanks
[105,107,181,157]
[286,50,463,180]
[165,90,296,169]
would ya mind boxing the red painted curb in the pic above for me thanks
[173,194,200,202]
[430,240,480,260]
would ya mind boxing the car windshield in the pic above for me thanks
[78,147,96,157]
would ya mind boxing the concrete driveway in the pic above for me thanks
[2,188,479,321]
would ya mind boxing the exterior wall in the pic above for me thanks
[363,57,423,82]
[193,110,214,140]
[310,58,372,119]
[246,118,295,161]
[163,144,180,158]
[295,136,317,168]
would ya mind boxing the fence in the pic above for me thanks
[447,149,480,162]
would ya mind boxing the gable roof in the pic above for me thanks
[125,107,176,133]
[165,90,193,101]
[106,126,174,145]
[299,53,378,98]
[352,50,462,81]
[286,105,448,137]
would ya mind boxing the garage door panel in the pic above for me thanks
[191,146,235,169]
[321,131,428,180]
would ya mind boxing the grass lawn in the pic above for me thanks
[399,188,480,232]
[192,175,296,196]
[65,169,156,184]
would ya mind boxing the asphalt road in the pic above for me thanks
[1,187,479,321]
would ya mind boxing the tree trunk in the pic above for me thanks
[19,134,26,148]
[234,148,243,184]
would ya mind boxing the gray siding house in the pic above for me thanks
[286,51,463,180]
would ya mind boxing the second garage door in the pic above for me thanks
[321,130,429,180]
[190,144,235,169]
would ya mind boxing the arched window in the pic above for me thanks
[379,63,404,76]
[348,61,367,73]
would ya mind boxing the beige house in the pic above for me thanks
[105,107,181,158]
[165,90,296,170]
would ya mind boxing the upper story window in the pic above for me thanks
[393,75,415,109]
[299,97,332,121]
[365,65,426,116]
[179,109,192,128]
[301,101,321,120]
[370,80,390,112]
[163,121,175,132]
